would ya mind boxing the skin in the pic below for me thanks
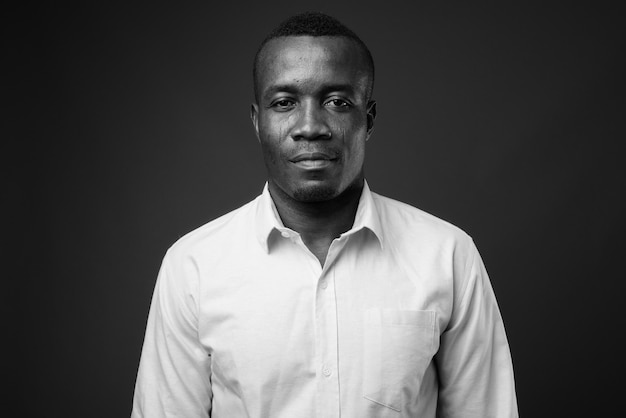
[251,36,376,265]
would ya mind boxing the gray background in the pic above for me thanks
[9,1,624,416]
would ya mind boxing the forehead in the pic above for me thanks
[257,36,370,97]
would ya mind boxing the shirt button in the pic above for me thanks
[280,231,290,238]
[322,366,332,377]
[320,280,328,289]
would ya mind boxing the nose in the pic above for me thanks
[290,101,332,141]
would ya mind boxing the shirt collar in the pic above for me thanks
[255,181,384,253]
[255,183,286,253]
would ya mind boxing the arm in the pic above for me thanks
[131,252,212,417]
[435,241,518,418]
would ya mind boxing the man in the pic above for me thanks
[132,12,518,418]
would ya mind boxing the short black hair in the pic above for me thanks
[253,12,375,101]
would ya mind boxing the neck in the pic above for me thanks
[269,179,364,265]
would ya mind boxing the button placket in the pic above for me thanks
[315,265,340,417]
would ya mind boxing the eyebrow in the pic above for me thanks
[262,83,356,101]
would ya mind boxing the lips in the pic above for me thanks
[290,152,335,162]
[289,151,338,170]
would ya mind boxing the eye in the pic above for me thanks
[271,98,296,111]
[324,98,351,109]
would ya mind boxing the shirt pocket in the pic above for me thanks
[363,309,438,412]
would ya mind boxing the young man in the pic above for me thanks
[132,12,518,418]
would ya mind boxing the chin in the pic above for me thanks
[292,184,338,202]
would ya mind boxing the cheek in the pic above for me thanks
[260,113,291,141]
[342,120,368,154]
[340,112,368,136]
[351,142,366,168]
[259,118,290,163]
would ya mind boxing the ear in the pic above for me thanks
[366,100,377,138]
[250,103,260,142]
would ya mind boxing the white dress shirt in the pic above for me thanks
[132,182,518,417]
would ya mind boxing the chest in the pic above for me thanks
[195,240,452,384]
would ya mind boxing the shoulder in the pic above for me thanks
[165,196,260,262]
[371,191,473,249]
[370,191,482,308]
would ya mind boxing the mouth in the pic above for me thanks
[289,152,337,169]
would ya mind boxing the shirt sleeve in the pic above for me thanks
[131,251,212,417]
[435,240,518,418]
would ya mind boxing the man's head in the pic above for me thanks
[251,12,377,204]
[253,12,375,102]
